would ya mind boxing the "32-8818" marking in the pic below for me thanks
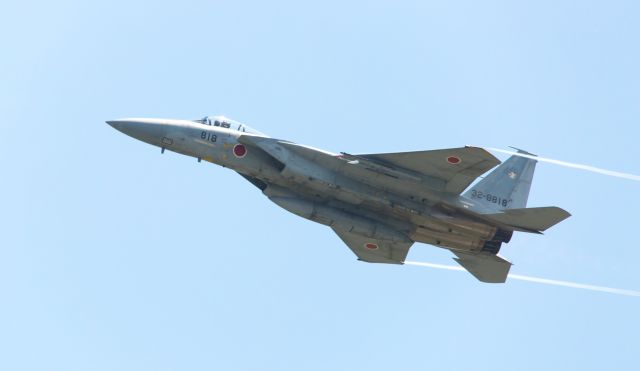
[469,190,511,207]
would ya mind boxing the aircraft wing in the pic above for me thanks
[451,251,512,283]
[357,147,500,194]
[238,136,499,195]
[332,227,413,264]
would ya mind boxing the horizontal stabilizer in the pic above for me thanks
[452,252,512,283]
[484,206,571,232]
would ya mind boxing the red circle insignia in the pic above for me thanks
[446,156,461,164]
[233,144,247,158]
[364,243,379,250]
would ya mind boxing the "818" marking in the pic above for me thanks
[201,131,217,143]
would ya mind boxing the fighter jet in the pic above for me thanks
[107,116,570,283]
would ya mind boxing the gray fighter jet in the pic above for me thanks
[107,116,570,283]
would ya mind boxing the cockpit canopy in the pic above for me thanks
[195,115,265,136]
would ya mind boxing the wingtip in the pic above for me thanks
[508,146,538,156]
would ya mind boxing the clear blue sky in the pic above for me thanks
[2,1,639,370]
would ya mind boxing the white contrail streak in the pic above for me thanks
[404,261,640,297]
[404,260,466,272]
[507,273,640,297]
[485,147,640,182]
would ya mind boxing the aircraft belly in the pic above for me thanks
[268,196,410,243]
[410,227,485,252]
[261,170,497,243]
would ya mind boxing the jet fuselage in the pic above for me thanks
[107,115,570,283]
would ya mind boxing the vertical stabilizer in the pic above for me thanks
[463,148,537,211]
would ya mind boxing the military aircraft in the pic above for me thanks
[107,116,570,283]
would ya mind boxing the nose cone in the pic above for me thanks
[106,118,168,145]
[106,120,126,131]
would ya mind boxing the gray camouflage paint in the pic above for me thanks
[107,116,570,283]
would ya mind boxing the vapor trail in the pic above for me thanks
[404,261,640,297]
[485,147,640,182]
[507,273,640,297]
